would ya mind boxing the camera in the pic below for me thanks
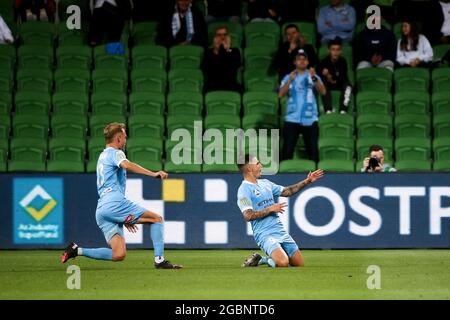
[368,157,379,170]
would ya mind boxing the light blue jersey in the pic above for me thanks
[96,147,128,204]
[281,72,322,126]
[237,179,298,256]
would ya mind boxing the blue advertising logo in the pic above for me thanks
[13,178,64,244]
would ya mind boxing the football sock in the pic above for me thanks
[258,256,269,265]
[80,248,112,260]
[267,258,276,268]
[151,222,164,258]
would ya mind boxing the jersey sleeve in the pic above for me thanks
[280,74,290,87]
[237,186,253,213]
[268,180,284,198]
[111,149,128,167]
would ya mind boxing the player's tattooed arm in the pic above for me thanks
[280,169,324,197]
[243,203,287,221]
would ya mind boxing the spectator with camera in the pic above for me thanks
[361,145,396,172]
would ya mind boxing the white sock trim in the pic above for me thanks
[154,256,164,264]
[77,248,83,256]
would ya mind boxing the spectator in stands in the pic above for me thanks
[157,0,208,47]
[361,145,396,172]
[317,0,356,44]
[0,15,14,44]
[205,0,242,23]
[437,0,450,44]
[88,0,131,47]
[17,0,56,22]
[203,25,242,93]
[354,20,397,71]
[272,24,318,79]
[278,0,318,24]
[396,21,433,68]
[318,38,352,114]
[245,0,279,22]
[278,49,326,162]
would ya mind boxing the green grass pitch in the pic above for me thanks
[0,249,449,299]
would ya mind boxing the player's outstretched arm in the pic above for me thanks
[120,160,168,179]
[243,203,287,222]
[280,169,324,197]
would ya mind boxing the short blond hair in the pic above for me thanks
[104,122,126,143]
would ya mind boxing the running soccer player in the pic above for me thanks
[237,154,324,268]
[60,123,182,269]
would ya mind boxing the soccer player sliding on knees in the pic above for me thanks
[237,154,324,268]
[60,123,182,269]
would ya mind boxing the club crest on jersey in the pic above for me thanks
[253,189,261,196]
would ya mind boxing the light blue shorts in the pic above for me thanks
[95,198,146,243]
[259,235,299,258]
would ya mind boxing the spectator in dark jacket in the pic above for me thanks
[157,0,208,47]
[203,25,242,93]
[354,24,397,71]
[318,38,352,114]
[273,23,318,79]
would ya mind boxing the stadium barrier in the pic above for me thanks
[1,173,449,249]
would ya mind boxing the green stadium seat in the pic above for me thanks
[432,92,450,115]
[131,68,166,93]
[433,137,450,162]
[432,67,450,93]
[51,114,88,139]
[52,92,89,115]
[281,21,316,46]
[93,45,129,70]
[356,67,392,92]
[132,45,167,69]
[129,92,165,115]
[394,114,431,138]
[205,91,241,115]
[0,45,15,72]
[169,45,204,69]
[356,114,393,139]
[54,68,90,93]
[394,67,429,92]
[0,92,12,115]
[356,137,394,162]
[433,160,450,171]
[19,21,55,46]
[0,115,10,139]
[56,45,92,69]
[395,137,431,161]
[166,115,203,136]
[131,21,158,46]
[317,159,355,172]
[202,163,239,173]
[165,139,202,164]
[12,114,49,139]
[243,91,278,115]
[128,114,165,138]
[319,137,354,161]
[244,22,280,48]
[279,159,316,172]
[57,23,87,47]
[433,114,450,138]
[18,45,53,69]
[395,160,432,172]
[15,91,51,115]
[204,115,241,131]
[318,113,354,138]
[356,91,392,115]
[126,137,163,170]
[242,114,279,130]
[89,114,127,137]
[244,46,275,72]
[168,69,203,93]
[8,137,47,172]
[0,69,13,92]
[432,44,450,65]
[318,89,354,114]
[16,68,53,93]
[92,69,128,93]
[87,137,105,172]
[0,139,7,172]
[164,161,202,173]
[91,92,127,115]
[167,91,203,115]
[393,22,402,40]
[47,137,86,172]
[243,70,278,92]
[394,91,430,115]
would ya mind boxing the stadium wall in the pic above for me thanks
[0,173,449,249]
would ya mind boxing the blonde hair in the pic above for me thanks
[103,122,126,143]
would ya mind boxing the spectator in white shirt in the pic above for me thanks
[396,21,433,68]
[0,15,14,44]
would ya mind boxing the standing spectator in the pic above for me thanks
[0,15,14,44]
[245,0,279,22]
[203,26,242,93]
[205,0,242,23]
[157,0,208,47]
[278,50,327,162]
[318,38,352,114]
[438,0,450,44]
[396,21,433,68]
[17,0,56,22]
[317,0,356,44]
[88,0,131,47]
[272,24,318,79]
[354,22,397,71]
